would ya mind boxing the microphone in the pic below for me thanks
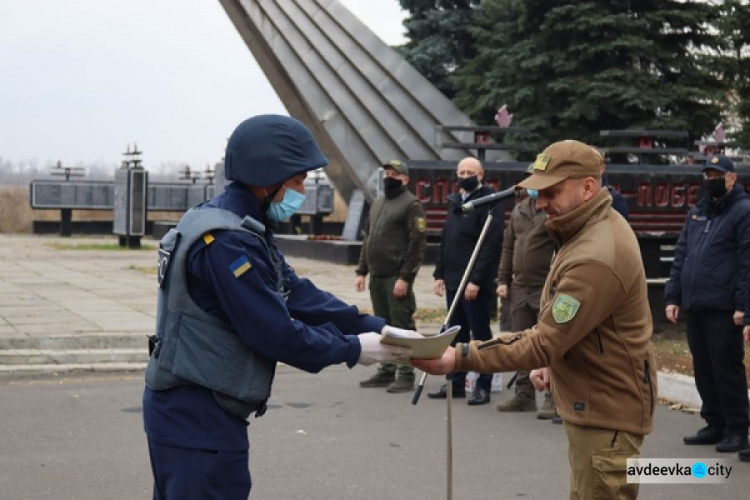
[461,186,517,212]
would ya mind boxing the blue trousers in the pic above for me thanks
[445,288,494,391]
[148,440,251,500]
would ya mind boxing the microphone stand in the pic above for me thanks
[411,200,502,500]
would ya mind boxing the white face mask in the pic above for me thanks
[265,186,306,222]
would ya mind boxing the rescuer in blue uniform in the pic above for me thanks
[142,115,411,500]
[665,154,750,454]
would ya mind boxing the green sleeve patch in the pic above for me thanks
[552,294,580,324]
[415,217,426,233]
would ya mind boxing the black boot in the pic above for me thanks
[427,384,465,399]
[683,426,724,445]
[715,434,749,453]
[467,388,490,406]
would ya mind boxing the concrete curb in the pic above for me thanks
[0,362,146,378]
[657,371,750,410]
[657,371,702,409]
[0,333,147,350]
[0,348,148,365]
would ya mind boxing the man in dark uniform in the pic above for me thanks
[665,153,750,454]
[429,156,504,406]
[356,159,427,393]
[143,115,411,499]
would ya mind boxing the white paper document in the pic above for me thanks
[380,325,461,359]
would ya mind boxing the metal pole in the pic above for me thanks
[447,382,453,500]
[413,211,496,405]
[411,211,497,500]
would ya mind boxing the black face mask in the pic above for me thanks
[457,175,479,192]
[383,177,403,197]
[704,178,728,199]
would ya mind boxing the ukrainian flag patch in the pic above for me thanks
[229,255,252,278]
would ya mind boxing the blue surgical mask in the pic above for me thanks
[527,189,538,199]
[266,186,306,222]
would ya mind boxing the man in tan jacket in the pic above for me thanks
[413,140,657,500]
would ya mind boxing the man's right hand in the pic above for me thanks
[665,304,680,324]
[743,325,750,343]
[357,332,412,366]
[496,284,508,298]
[530,368,550,391]
[434,279,445,297]
[354,275,366,292]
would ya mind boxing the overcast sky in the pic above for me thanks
[0,0,406,171]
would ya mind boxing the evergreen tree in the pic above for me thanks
[713,0,750,147]
[397,1,479,99]
[451,0,725,151]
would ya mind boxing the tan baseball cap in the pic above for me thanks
[518,140,601,191]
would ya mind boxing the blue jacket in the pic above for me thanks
[664,184,750,312]
[144,182,385,451]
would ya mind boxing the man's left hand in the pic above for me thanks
[393,278,409,299]
[411,346,456,374]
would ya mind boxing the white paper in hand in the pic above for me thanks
[357,332,411,366]
[380,325,461,359]
[380,326,423,339]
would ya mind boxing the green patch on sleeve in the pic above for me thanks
[552,294,580,324]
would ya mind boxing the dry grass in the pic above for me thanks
[0,186,35,233]
[652,330,750,385]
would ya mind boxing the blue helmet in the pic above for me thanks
[224,115,328,186]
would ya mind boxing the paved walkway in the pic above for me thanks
[0,235,156,341]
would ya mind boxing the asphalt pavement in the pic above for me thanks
[1,369,748,499]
